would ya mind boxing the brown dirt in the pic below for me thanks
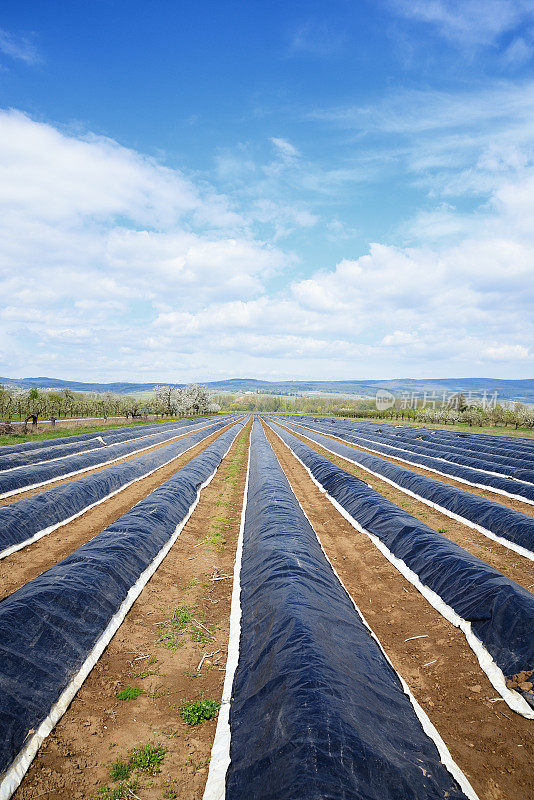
[0,419,235,506]
[0,420,241,602]
[263,420,534,800]
[274,422,534,592]
[289,420,534,516]
[13,419,251,800]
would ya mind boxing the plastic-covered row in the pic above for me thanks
[0,420,245,798]
[0,417,237,498]
[0,416,223,472]
[279,417,534,503]
[281,415,534,466]
[0,417,235,558]
[308,419,534,483]
[223,420,473,800]
[267,421,534,698]
[271,418,534,556]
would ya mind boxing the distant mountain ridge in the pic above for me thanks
[1,375,533,402]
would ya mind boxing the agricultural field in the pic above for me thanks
[0,412,532,800]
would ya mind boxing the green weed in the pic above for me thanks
[93,779,139,799]
[109,757,130,781]
[129,742,166,775]
[180,698,221,726]
[116,686,143,701]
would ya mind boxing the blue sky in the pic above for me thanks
[0,0,533,382]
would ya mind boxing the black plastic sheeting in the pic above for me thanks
[290,417,534,472]
[281,416,534,458]
[0,418,234,556]
[0,418,236,497]
[279,417,534,502]
[318,423,534,484]
[280,416,534,465]
[272,418,534,554]
[267,421,534,681]
[226,421,470,800]
[0,420,245,782]
[0,416,224,471]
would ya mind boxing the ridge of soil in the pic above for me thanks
[273,421,534,591]
[263,420,534,800]
[288,420,534,516]
[0,419,236,507]
[0,421,240,602]
[13,419,251,800]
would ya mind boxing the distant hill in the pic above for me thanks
[1,375,533,402]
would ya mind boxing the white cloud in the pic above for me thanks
[270,137,300,161]
[389,0,534,48]
[483,344,530,360]
[0,108,532,381]
[0,28,41,65]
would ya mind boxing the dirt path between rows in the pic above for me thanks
[273,422,534,592]
[0,419,238,506]
[0,420,241,603]
[13,419,251,800]
[263,421,534,800]
[287,421,534,516]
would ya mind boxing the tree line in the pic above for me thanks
[0,384,219,427]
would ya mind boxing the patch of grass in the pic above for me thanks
[437,527,448,533]
[180,698,221,726]
[116,685,143,701]
[157,605,215,649]
[129,742,166,775]
[109,757,131,781]
[93,779,139,799]
[131,669,158,680]
[172,605,196,628]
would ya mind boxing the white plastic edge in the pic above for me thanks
[288,419,534,486]
[0,419,218,474]
[0,422,244,800]
[287,420,534,507]
[262,421,481,800]
[202,426,252,800]
[0,422,230,561]
[265,421,534,720]
[274,422,534,562]
[0,418,234,500]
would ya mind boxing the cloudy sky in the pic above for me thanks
[0,0,533,382]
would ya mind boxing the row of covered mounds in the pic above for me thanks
[0,417,237,499]
[280,416,534,502]
[272,418,534,556]
[266,420,534,713]
[0,419,245,798]
[323,420,534,483]
[282,415,534,478]
[0,416,224,472]
[224,420,474,800]
[0,417,235,558]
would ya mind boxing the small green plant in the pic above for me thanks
[93,779,139,800]
[116,685,143,701]
[172,605,195,628]
[129,742,166,775]
[437,527,448,533]
[162,783,179,799]
[109,756,131,781]
[180,698,221,726]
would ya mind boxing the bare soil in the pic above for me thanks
[0,420,240,602]
[13,420,251,800]
[275,422,534,592]
[289,420,534,516]
[0,419,232,506]
[263,421,534,800]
